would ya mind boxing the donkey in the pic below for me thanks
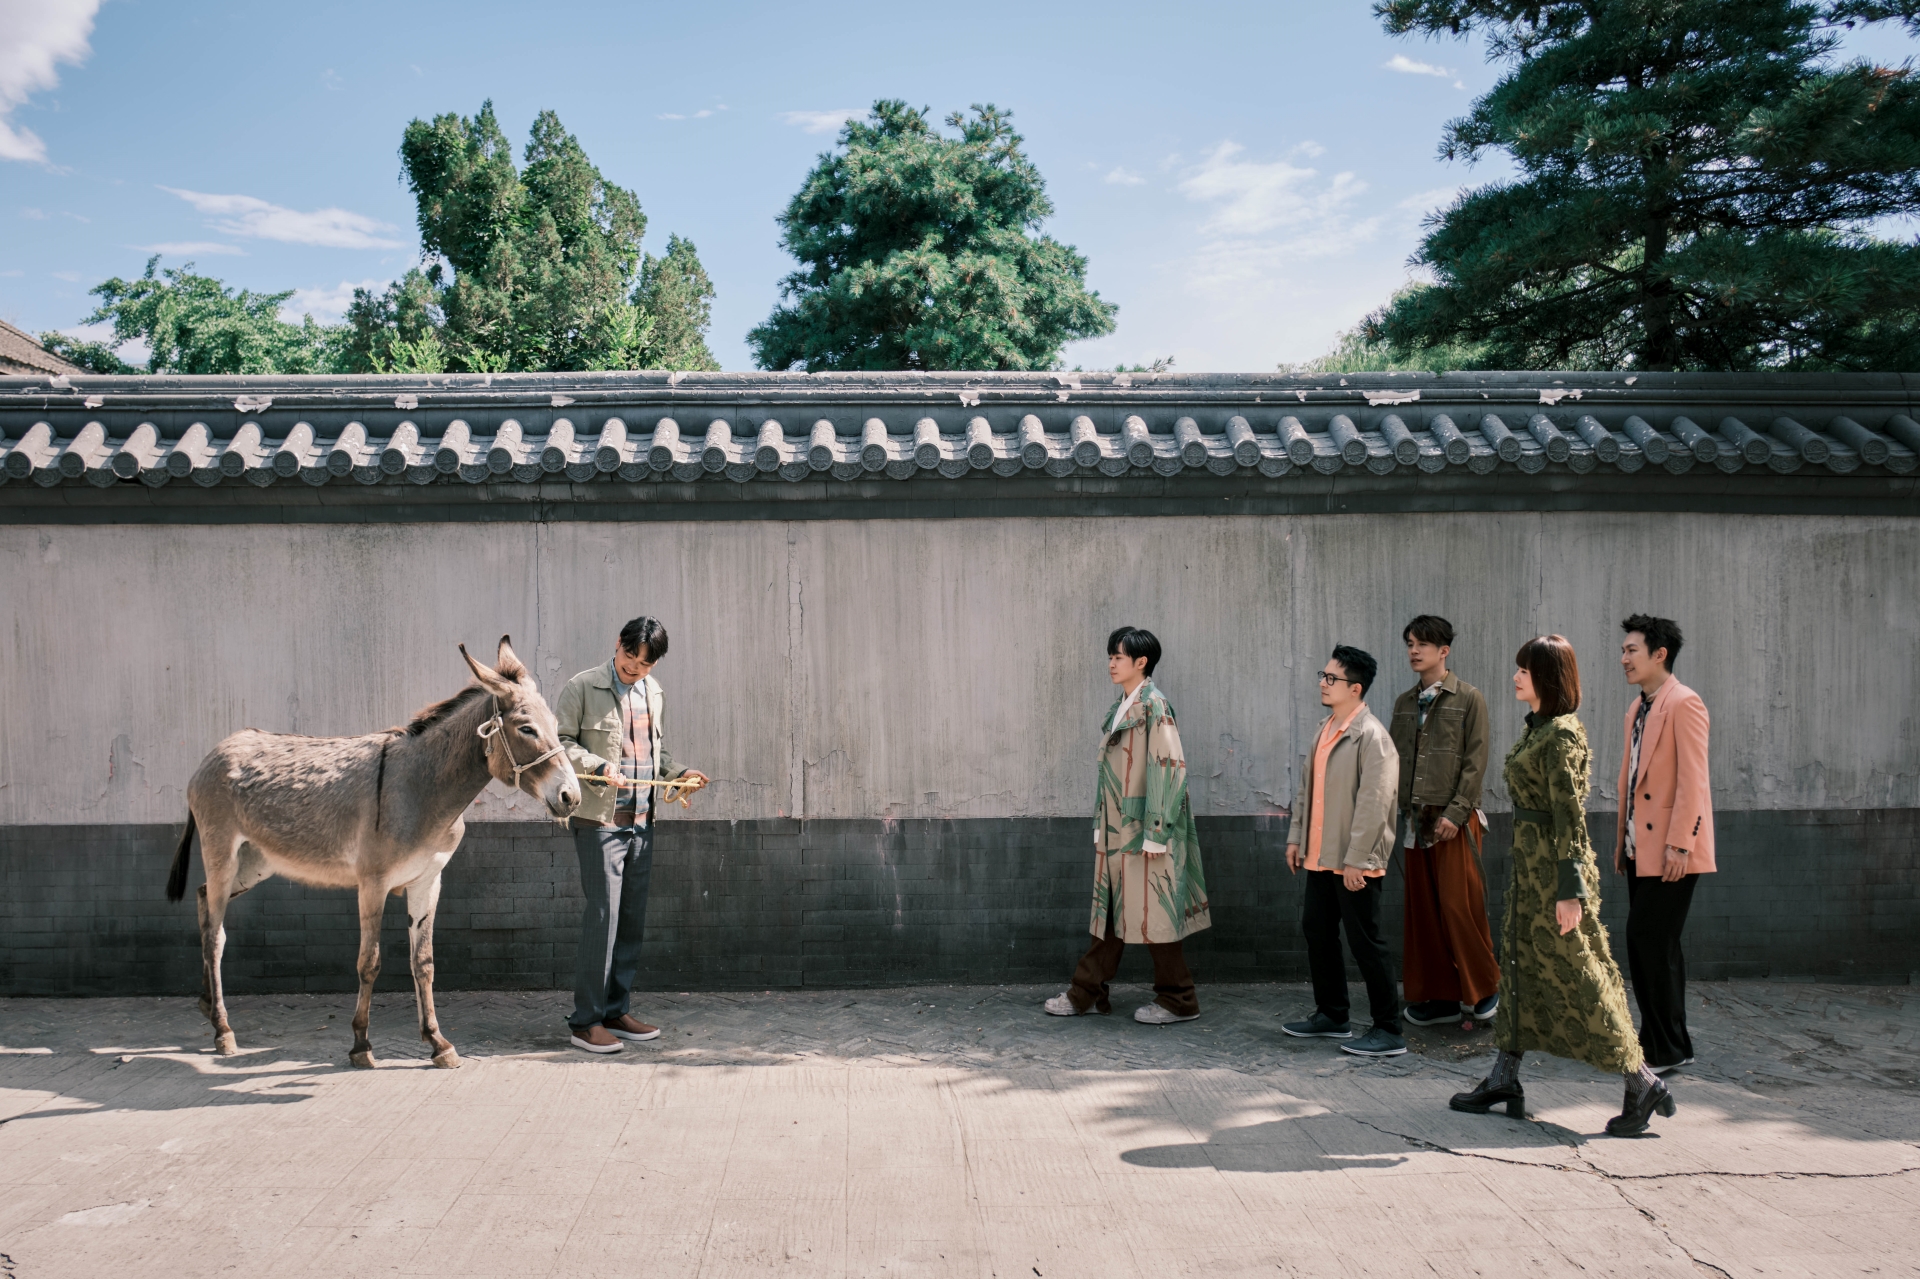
[167,637,579,1068]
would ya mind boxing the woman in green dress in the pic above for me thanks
[1450,634,1675,1137]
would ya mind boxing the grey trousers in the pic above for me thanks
[570,819,654,1030]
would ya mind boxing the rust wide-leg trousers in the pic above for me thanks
[1068,927,1199,1017]
[1401,815,1501,1005]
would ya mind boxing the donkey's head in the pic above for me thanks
[460,636,581,819]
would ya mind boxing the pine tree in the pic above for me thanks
[750,101,1117,371]
[1370,0,1920,370]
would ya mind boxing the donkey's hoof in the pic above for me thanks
[432,1047,462,1070]
[214,1031,238,1056]
[349,1049,377,1069]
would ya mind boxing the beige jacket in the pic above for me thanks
[555,664,684,826]
[1289,704,1401,873]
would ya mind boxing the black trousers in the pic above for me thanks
[1301,869,1401,1034]
[1626,871,1699,1067]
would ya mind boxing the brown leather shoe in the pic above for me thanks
[569,1023,622,1054]
[603,1013,661,1042]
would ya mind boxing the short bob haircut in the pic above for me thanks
[1621,613,1683,672]
[1514,634,1581,718]
[618,615,669,663]
[1107,626,1162,676]
[1403,614,1455,648]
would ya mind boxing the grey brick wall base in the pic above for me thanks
[1,810,1912,997]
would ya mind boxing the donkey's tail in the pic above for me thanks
[167,811,197,902]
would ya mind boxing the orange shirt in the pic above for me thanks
[1304,704,1383,877]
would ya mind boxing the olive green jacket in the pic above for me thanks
[555,664,684,825]
[1387,671,1489,835]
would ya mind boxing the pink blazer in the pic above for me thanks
[1613,678,1716,875]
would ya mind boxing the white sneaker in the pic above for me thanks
[1043,992,1089,1016]
[1134,1003,1199,1025]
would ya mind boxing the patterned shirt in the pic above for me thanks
[1622,691,1653,860]
[611,663,654,828]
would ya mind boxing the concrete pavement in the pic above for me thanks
[1,981,1915,1277]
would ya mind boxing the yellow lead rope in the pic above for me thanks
[576,774,706,807]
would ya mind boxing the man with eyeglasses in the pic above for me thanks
[1283,646,1407,1057]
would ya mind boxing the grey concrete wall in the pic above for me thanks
[2,513,1915,828]
[4,810,1912,997]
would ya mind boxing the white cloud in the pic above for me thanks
[321,68,344,91]
[134,241,247,257]
[21,207,48,219]
[0,0,100,163]
[1104,167,1146,186]
[284,278,389,324]
[1385,54,1453,78]
[778,108,863,135]
[159,187,404,249]
[0,268,22,277]
[658,109,713,121]
[1177,141,1374,242]
[1398,185,1467,211]
[50,270,79,281]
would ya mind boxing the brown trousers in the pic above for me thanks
[1401,814,1500,1005]
[1068,929,1199,1017]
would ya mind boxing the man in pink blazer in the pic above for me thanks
[1614,614,1715,1074]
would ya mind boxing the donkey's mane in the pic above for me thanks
[402,684,490,737]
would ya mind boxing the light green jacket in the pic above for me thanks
[555,664,683,825]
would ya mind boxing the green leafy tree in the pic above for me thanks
[60,256,335,374]
[1369,0,1920,370]
[750,100,1117,371]
[38,331,136,374]
[634,234,720,370]
[338,269,448,373]
[393,101,714,372]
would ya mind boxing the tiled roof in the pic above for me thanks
[0,320,81,378]
[2,370,1917,490]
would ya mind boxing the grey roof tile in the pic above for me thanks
[2,371,1917,499]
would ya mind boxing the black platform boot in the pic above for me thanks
[1606,1064,1676,1136]
[1450,1049,1525,1117]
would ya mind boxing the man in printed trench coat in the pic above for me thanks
[1045,626,1211,1024]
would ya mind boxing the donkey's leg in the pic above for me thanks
[195,824,243,1055]
[348,881,387,1069]
[406,869,459,1069]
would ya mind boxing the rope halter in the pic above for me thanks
[477,695,566,789]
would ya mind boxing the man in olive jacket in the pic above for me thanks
[1388,615,1500,1028]
[1283,645,1406,1057]
[555,616,706,1054]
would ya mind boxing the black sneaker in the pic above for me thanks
[1403,1000,1463,1026]
[1471,994,1500,1021]
[1281,1012,1352,1039]
[1341,1026,1410,1058]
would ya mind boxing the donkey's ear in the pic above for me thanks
[459,643,516,695]
[494,634,529,682]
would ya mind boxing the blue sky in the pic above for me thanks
[4,1,1916,371]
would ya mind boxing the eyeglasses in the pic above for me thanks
[1317,671,1354,686]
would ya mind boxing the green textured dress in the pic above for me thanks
[1496,712,1644,1074]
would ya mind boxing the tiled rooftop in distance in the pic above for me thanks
[2,371,1917,500]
